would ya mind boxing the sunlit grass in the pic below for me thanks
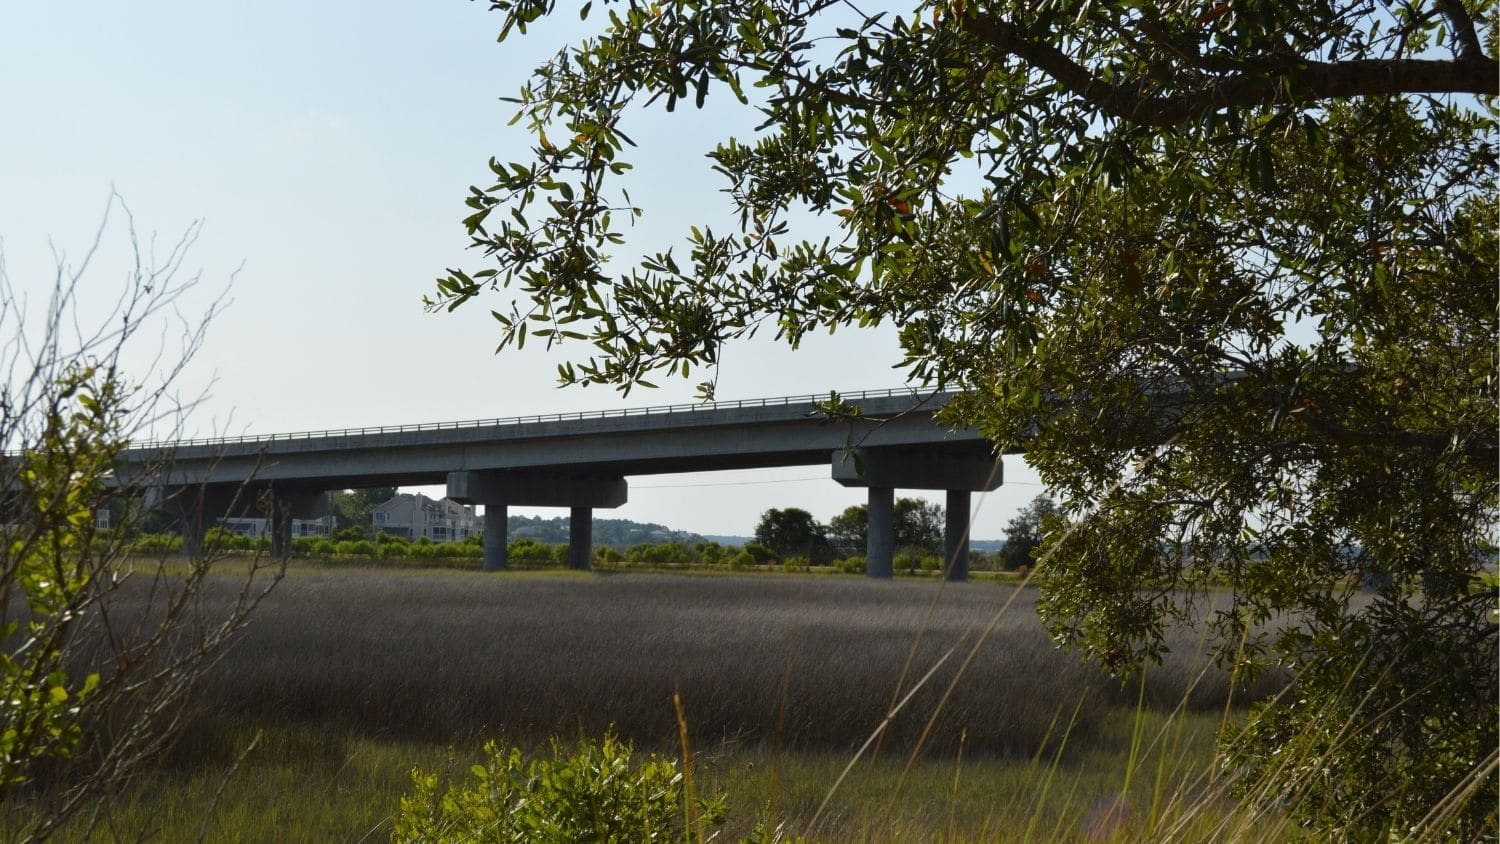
[19,706,1295,843]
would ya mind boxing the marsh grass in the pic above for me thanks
[14,565,1290,840]
[18,708,1272,842]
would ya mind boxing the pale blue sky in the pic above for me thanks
[1,2,1044,538]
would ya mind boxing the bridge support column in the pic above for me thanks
[267,486,328,560]
[152,484,240,561]
[569,507,593,570]
[866,486,895,579]
[834,447,1002,582]
[483,504,508,571]
[944,489,971,581]
[448,470,626,573]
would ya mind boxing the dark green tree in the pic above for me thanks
[826,504,867,557]
[893,497,943,553]
[752,507,833,563]
[828,497,945,556]
[433,1,1498,835]
[329,487,396,534]
[998,495,1058,571]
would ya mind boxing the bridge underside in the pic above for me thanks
[120,392,1008,578]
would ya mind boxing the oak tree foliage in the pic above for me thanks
[753,507,834,563]
[999,494,1057,570]
[432,0,1498,835]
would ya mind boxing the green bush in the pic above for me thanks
[626,542,695,565]
[393,734,722,843]
[596,545,624,564]
[742,542,774,564]
[507,538,556,566]
[313,539,337,556]
[436,541,478,559]
[130,532,182,554]
[205,526,251,551]
[333,539,378,557]
[837,555,866,575]
[728,550,755,570]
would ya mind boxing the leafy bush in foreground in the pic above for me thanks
[393,734,723,843]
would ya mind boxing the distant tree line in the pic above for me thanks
[752,495,1058,574]
[124,494,1060,575]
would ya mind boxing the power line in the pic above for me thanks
[632,475,1045,490]
[633,475,826,489]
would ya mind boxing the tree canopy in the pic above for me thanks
[999,494,1058,571]
[828,497,945,556]
[752,507,833,563]
[434,1,1497,835]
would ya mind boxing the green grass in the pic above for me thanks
[20,707,1287,843]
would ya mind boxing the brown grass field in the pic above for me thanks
[166,566,1266,755]
[22,563,1287,841]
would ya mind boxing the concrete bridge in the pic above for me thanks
[121,388,1005,579]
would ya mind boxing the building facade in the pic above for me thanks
[217,516,331,538]
[371,493,480,542]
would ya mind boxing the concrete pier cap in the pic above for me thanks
[446,469,627,509]
[831,447,1003,492]
[832,446,1002,581]
[447,469,627,572]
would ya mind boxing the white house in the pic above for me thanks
[371,493,480,542]
[218,516,330,538]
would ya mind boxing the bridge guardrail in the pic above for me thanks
[130,386,943,450]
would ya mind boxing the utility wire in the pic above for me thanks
[632,475,1044,490]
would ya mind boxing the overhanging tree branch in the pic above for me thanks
[963,14,1498,126]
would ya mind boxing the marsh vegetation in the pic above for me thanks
[14,564,1289,841]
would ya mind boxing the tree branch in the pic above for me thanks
[1437,0,1486,59]
[963,14,1498,127]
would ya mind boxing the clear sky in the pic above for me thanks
[1,2,1046,539]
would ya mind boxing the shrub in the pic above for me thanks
[436,542,477,559]
[727,550,755,570]
[895,549,929,574]
[204,526,246,551]
[626,542,696,565]
[507,539,555,566]
[333,539,377,557]
[392,734,722,843]
[131,532,182,554]
[312,539,336,556]
[837,555,866,575]
[596,545,624,564]
[742,542,774,564]
[330,526,365,542]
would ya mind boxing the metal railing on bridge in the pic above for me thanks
[131,386,945,450]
